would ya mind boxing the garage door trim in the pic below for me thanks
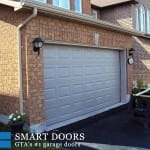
[45,40,125,51]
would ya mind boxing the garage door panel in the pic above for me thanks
[46,108,77,123]
[45,89,56,99]
[70,93,87,102]
[72,62,83,67]
[44,45,121,128]
[58,86,71,97]
[44,69,56,79]
[71,67,83,76]
[70,77,84,85]
[58,50,71,58]
[57,78,72,87]
[84,75,101,83]
[71,84,84,94]
[44,50,57,58]
[83,83,97,92]
[45,97,72,110]
[56,67,70,77]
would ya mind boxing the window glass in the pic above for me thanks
[60,0,69,9]
[53,0,59,6]
[140,5,145,32]
[75,0,82,13]
[92,10,98,19]
[34,0,46,3]
[53,0,70,9]
[135,8,139,31]
[147,10,150,34]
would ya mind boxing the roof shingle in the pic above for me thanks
[91,0,136,8]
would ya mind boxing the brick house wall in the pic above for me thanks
[82,0,92,15]
[100,3,133,29]
[0,5,19,115]
[94,1,150,87]
[132,37,150,84]
[0,5,33,115]
[132,0,150,85]
[0,4,132,127]
[21,12,132,125]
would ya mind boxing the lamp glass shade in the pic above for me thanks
[34,42,39,48]
[33,37,44,48]
[38,42,43,48]
[34,42,43,48]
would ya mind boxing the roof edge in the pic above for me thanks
[91,0,138,8]
[22,0,150,39]
[0,0,23,11]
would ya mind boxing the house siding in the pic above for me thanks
[132,0,150,85]
[0,5,132,126]
[22,11,132,125]
[132,37,150,84]
[0,5,27,115]
[82,0,92,15]
[97,1,150,86]
[100,3,133,29]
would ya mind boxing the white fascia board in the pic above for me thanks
[0,0,23,11]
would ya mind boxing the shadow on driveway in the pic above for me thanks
[57,107,150,150]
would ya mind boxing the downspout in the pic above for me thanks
[17,7,38,113]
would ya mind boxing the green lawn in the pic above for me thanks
[0,123,62,150]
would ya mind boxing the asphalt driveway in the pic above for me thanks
[57,105,150,150]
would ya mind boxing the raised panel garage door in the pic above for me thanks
[44,44,121,130]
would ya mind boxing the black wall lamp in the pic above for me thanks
[33,37,44,56]
[128,48,136,65]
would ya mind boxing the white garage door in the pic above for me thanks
[44,44,121,130]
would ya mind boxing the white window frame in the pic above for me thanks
[92,10,98,19]
[52,0,70,10]
[135,7,139,31]
[74,0,82,13]
[140,5,146,32]
[34,0,47,3]
[147,10,150,34]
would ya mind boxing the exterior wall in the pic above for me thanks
[82,0,92,15]
[0,6,44,116]
[132,37,150,84]
[100,3,133,29]
[0,5,23,115]
[21,12,132,126]
[0,6,42,116]
[96,1,150,87]
[132,0,150,85]
[47,0,52,4]
[0,5,132,127]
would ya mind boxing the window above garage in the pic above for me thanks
[74,0,82,13]
[92,9,98,19]
[52,0,70,10]
[34,0,46,3]
[147,10,150,34]
[135,5,150,35]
